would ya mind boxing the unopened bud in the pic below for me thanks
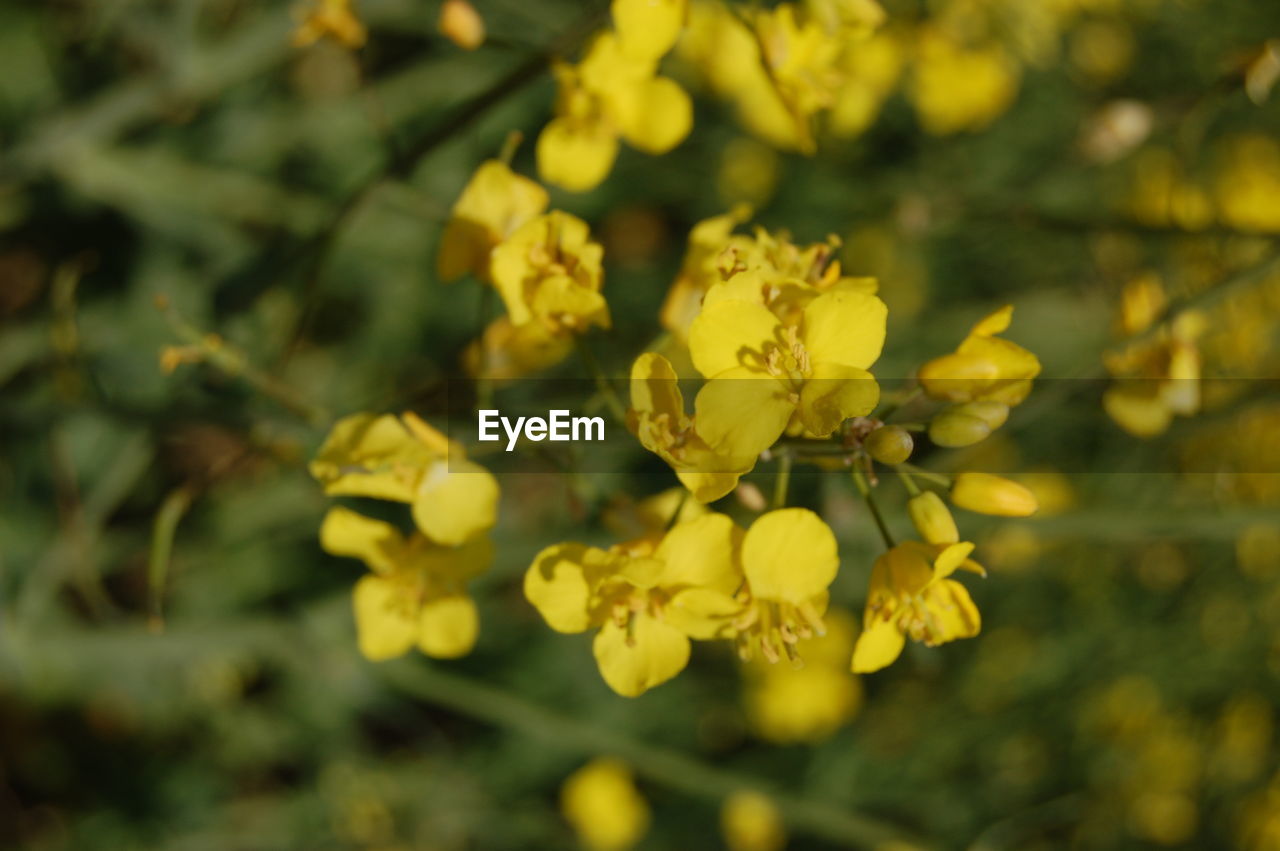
[929,410,991,448]
[953,400,1009,430]
[951,472,1038,517]
[439,0,485,50]
[865,425,913,465]
[908,491,959,544]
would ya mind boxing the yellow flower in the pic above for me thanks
[851,541,984,673]
[491,210,610,335]
[523,513,743,696]
[721,790,787,851]
[729,508,841,664]
[829,30,905,138]
[437,0,485,50]
[537,8,692,192]
[464,315,574,382]
[1104,310,1205,437]
[437,160,548,283]
[293,0,367,49]
[688,291,886,458]
[909,27,1019,135]
[659,206,752,342]
[752,4,845,153]
[561,758,650,851]
[320,506,490,660]
[742,608,862,743]
[1214,134,1280,233]
[950,472,1039,517]
[628,352,757,503]
[310,412,499,545]
[918,305,1040,407]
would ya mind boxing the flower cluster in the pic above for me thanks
[437,159,609,380]
[310,412,499,660]
[536,0,693,192]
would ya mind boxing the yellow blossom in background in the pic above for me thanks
[721,790,787,851]
[293,0,367,49]
[523,513,743,696]
[1214,134,1280,233]
[743,608,862,743]
[1104,309,1205,437]
[438,0,485,51]
[320,506,491,660]
[659,206,752,342]
[829,29,906,138]
[1127,147,1214,231]
[437,160,548,283]
[628,351,757,503]
[537,1,692,191]
[464,315,574,382]
[950,472,1039,517]
[310,412,499,546]
[852,541,984,673]
[561,758,650,851]
[909,27,1019,136]
[688,290,886,459]
[491,210,610,335]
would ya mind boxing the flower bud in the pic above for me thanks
[908,491,959,544]
[865,425,913,465]
[952,400,1009,430]
[951,473,1039,517]
[439,0,485,50]
[929,410,991,448]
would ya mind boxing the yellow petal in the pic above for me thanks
[742,508,838,603]
[352,575,417,661]
[970,304,1014,336]
[800,290,888,369]
[1104,384,1173,437]
[616,76,693,154]
[532,273,611,330]
[851,619,906,673]
[663,587,743,639]
[613,0,686,61]
[932,541,976,580]
[676,467,748,504]
[418,594,479,658]
[561,759,651,851]
[629,351,684,419]
[693,367,794,459]
[655,512,742,591]
[924,579,981,643]
[412,458,499,545]
[592,614,691,697]
[310,413,428,502]
[536,117,620,193]
[798,362,880,436]
[524,543,600,634]
[319,506,404,573]
[688,299,781,379]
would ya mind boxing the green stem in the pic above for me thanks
[379,659,924,850]
[574,335,627,423]
[876,385,923,422]
[899,462,952,489]
[852,469,896,549]
[772,451,792,509]
[897,468,921,496]
[148,485,194,634]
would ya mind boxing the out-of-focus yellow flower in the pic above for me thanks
[1104,309,1205,437]
[918,305,1040,410]
[537,3,692,192]
[688,290,886,458]
[1116,272,1167,336]
[829,30,905,138]
[1127,147,1214,231]
[628,352,757,503]
[1245,40,1280,105]
[320,506,490,660]
[491,210,610,335]
[721,790,787,851]
[464,315,574,382]
[950,472,1039,517]
[524,513,742,696]
[310,412,499,545]
[437,160,548,283]
[909,26,1018,135]
[1214,134,1280,233]
[852,541,984,673]
[1068,19,1135,84]
[717,138,782,208]
[561,758,650,851]
[293,0,367,49]
[743,608,862,743]
[438,0,485,50]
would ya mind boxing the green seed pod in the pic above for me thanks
[865,425,914,465]
[929,411,992,448]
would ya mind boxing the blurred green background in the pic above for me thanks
[3,0,1280,848]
